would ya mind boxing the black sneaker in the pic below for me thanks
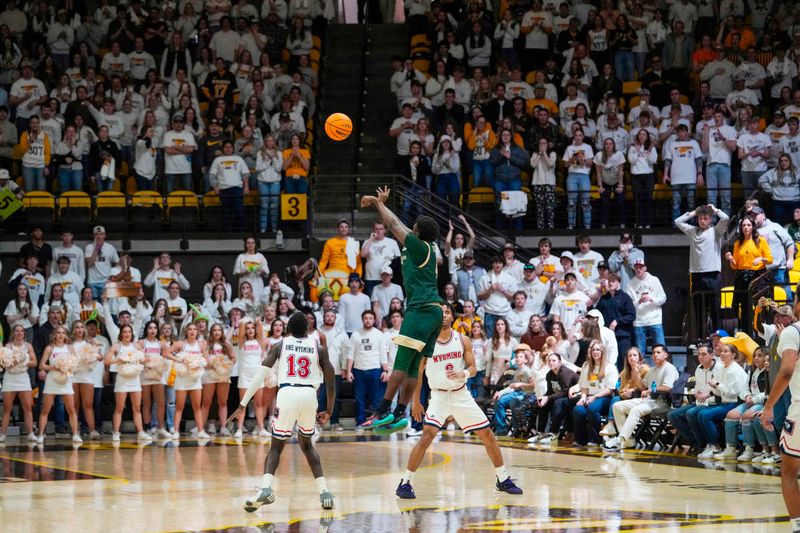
[495,477,523,495]
[320,490,335,509]
[395,480,416,499]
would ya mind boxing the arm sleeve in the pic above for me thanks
[239,366,271,407]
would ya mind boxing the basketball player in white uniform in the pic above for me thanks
[762,317,800,529]
[396,303,523,499]
[228,312,337,512]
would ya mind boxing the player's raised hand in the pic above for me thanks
[411,400,424,422]
[376,186,391,203]
[360,195,378,208]
[226,405,245,426]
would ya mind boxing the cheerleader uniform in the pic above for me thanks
[202,342,231,384]
[1,343,33,392]
[173,340,204,391]
[237,338,264,389]
[43,344,75,395]
[114,343,142,393]
[141,339,166,386]
[72,340,98,385]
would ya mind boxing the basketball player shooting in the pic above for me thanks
[227,313,336,512]
[359,186,444,433]
[396,303,523,498]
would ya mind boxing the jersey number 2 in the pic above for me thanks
[287,355,311,378]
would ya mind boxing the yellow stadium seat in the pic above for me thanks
[131,191,163,229]
[468,186,495,205]
[622,81,641,96]
[166,191,199,211]
[720,286,734,309]
[131,191,162,207]
[281,49,290,63]
[628,96,640,108]
[244,190,260,206]
[773,286,789,304]
[167,191,200,229]
[59,191,91,209]
[312,36,322,50]
[410,34,430,48]
[95,191,126,209]
[525,71,538,84]
[310,49,321,62]
[203,191,221,207]
[790,270,799,285]
[679,95,690,105]
[413,59,430,74]
[95,191,127,231]
[22,191,56,209]
[58,191,92,229]
[653,183,671,201]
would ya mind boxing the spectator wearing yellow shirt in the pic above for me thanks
[452,299,481,336]
[281,132,310,194]
[725,216,772,326]
[318,218,363,301]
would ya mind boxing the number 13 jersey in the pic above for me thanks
[277,335,323,387]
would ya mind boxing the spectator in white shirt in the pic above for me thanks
[46,256,84,310]
[50,229,85,279]
[506,291,534,340]
[701,109,738,215]
[344,310,389,426]
[518,264,552,316]
[549,272,591,332]
[627,258,667,354]
[360,221,401,296]
[478,256,517,338]
[85,225,119,299]
[736,116,771,198]
[338,274,372,335]
[144,252,191,302]
[370,266,404,320]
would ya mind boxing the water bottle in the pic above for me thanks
[651,381,657,395]
[276,230,284,249]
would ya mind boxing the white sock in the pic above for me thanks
[791,517,800,532]
[402,470,415,483]
[262,473,274,488]
[315,476,328,493]
[495,466,509,482]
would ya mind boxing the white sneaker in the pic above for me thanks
[36,435,44,444]
[112,432,121,442]
[332,424,344,432]
[251,427,260,435]
[446,423,456,431]
[538,433,555,445]
[220,428,231,436]
[171,431,181,440]
[208,423,217,434]
[762,453,782,465]
[137,431,153,441]
[157,428,172,439]
[751,452,768,463]
[697,446,720,459]
[197,431,210,439]
[599,422,617,437]
[89,430,101,440]
[148,427,157,436]
[0,433,5,442]
[72,434,83,444]
[601,436,621,450]
[234,429,243,439]
[527,433,541,443]
[190,427,198,436]
[713,446,738,460]
[406,428,423,437]
[737,446,755,462]
[258,428,270,438]
[27,433,37,442]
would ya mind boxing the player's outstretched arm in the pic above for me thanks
[318,345,336,425]
[226,342,282,425]
[360,186,411,245]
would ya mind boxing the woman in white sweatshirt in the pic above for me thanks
[432,135,461,206]
[529,137,557,230]
[716,346,774,462]
[255,135,283,234]
[695,343,749,459]
[133,125,158,191]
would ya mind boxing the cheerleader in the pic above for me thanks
[37,326,82,444]
[3,284,39,342]
[106,325,151,442]
[0,324,37,442]
[201,323,236,436]
[138,321,172,439]
[235,317,268,439]
[263,318,285,433]
[163,323,209,440]
[71,321,103,439]
[160,322,178,432]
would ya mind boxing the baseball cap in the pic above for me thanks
[380,265,393,275]
[0,169,9,181]
[93,225,106,234]
[597,261,609,269]
[637,88,650,96]
[734,73,746,82]
[534,83,546,90]
[337,217,350,225]
[523,263,535,270]
[619,232,633,242]
[463,250,475,259]
[19,59,33,70]
[560,251,575,263]
[775,305,795,317]
[586,308,606,327]
[503,242,516,250]
[172,112,185,122]
[348,272,362,282]
[633,258,646,267]
[711,329,730,338]
[209,118,221,125]
[750,206,764,214]
[774,110,786,117]
[564,272,577,280]
[514,343,532,352]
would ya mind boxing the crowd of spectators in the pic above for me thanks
[389,0,800,230]
[0,0,329,234]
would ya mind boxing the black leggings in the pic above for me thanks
[632,172,654,227]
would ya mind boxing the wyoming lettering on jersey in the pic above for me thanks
[426,331,467,391]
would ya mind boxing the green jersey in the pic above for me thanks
[400,233,439,309]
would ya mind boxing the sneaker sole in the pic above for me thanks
[243,494,275,512]
[395,492,416,499]
[375,420,409,435]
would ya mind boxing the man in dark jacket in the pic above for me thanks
[594,272,637,368]
[512,352,578,440]
[198,118,230,192]
[525,108,566,154]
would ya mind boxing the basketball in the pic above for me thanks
[325,113,352,141]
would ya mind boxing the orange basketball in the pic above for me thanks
[325,113,353,141]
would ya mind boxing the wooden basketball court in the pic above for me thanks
[0,432,788,532]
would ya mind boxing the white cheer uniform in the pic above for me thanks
[271,335,323,439]
[203,341,232,384]
[43,344,75,395]
[72,340,98,385]
[114,342,142,393]
[237,338,264,389]
[779,325,800,457]
[173,340,204,391]
[1,342,33,392]
[141,339,166,386]
[423,331,490,434]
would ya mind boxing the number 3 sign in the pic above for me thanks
[281,194,307,221]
